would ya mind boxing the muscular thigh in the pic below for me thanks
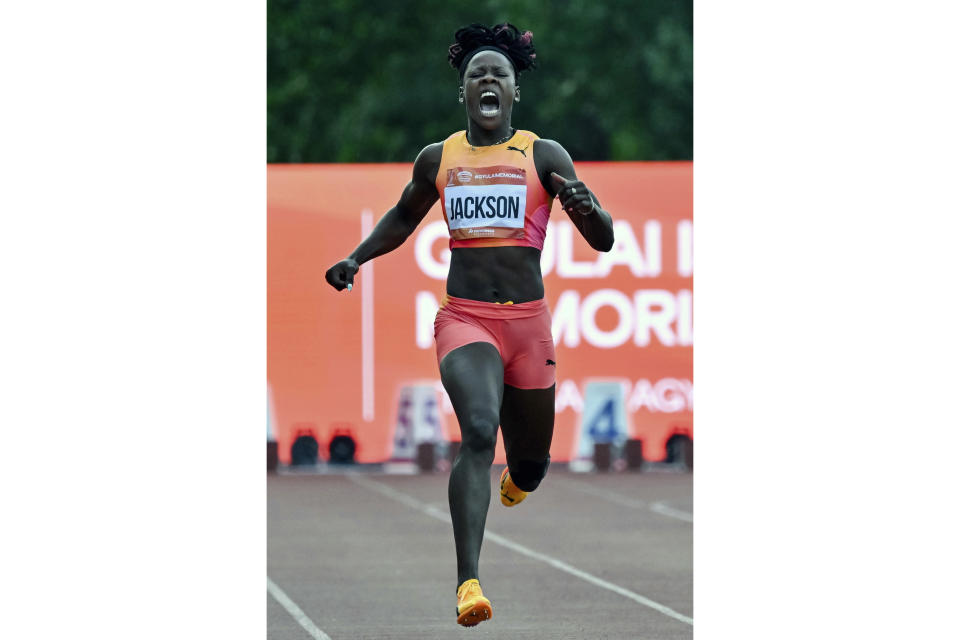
[439,342,504,444]
[499,383,556,462]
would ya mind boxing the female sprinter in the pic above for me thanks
[325,23,614,627]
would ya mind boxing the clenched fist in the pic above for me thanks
[325,258,360,291]
[551,172,596,216]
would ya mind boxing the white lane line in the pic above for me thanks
[267,576,333,640]
[553,478,648,509]
[553,478,693,523]
[650,501,694,523]
[347,474,693,627]
[360,209,375,422]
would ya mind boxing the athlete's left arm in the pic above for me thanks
[534,139,615,252]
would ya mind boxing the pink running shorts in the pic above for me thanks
[434,294,557,390]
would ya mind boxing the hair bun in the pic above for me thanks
[448,23,537,76]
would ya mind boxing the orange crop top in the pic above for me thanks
[434,129,553,250]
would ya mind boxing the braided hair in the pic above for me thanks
[448,23,537,81]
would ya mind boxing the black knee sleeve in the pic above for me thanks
[510,456,551,492]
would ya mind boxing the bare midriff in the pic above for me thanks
[446,246,544,303]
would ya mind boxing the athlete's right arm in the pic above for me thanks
[325,143,443,291]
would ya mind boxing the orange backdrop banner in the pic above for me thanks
[268,162,692,464]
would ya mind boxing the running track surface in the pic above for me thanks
[268,468,692,639]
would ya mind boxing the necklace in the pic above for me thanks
[469,129,514,150]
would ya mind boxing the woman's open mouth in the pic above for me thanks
[478,90,501,117]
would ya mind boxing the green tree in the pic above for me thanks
[268,0,691,162]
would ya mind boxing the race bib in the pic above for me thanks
[444,165,527,240]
